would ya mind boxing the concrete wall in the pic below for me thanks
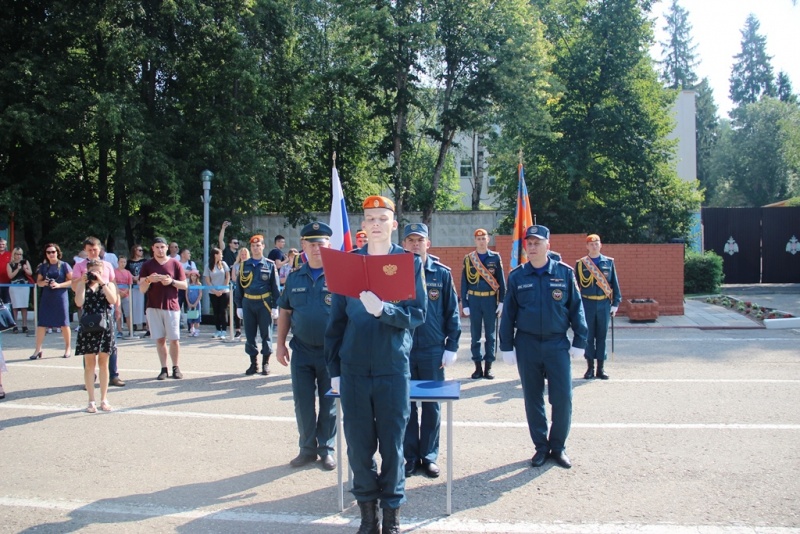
[247,211,509,248]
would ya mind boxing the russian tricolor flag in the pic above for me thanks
[329,165,354,252]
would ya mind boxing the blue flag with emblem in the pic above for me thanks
[510,163,533,269]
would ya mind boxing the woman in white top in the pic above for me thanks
[203,247,230,338]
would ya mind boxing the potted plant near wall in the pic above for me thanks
[627,298,659,322]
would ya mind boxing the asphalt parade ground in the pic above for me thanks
[1,297,799,533]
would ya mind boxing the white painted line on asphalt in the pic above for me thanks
[3,403,800,430]
[1,496,799,533]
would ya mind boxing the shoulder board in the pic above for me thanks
[605,255,614,261]
[558,260,575,271]
[428,253,440,262]
[349,247,360,253]
[510,263,525,272]
[431,259,451,271]
[262,257,276,265]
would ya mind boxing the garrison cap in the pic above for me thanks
[403,223,429,239]
[300,221,332,243]
[525,225,550,240]
[363,195,395,212]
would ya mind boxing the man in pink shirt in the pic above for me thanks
[72,236,125,387]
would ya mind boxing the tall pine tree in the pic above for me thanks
[659,0,698,89]
[729,15,775,108]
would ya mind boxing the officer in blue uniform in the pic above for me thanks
[401,223,461,479]
[276,222,337,471]
[577,234,622,380]
[499,225,588,470]
[235,235,280,376]
[461,229,505,380]
[325,196,427,534]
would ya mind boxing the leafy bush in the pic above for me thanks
[684,251,724,294]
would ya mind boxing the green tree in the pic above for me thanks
[492,0,700,243]
[659,0,698,89]
[729,14,775,107]
[776,71,797,104]
[418,0,552,226]
[726,98,800,206]
[695,78,720,204]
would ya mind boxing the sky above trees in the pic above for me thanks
[650,0,800,117]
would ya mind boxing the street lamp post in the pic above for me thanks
[201,169,214,313]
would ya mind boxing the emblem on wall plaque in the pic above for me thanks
[723,236,739,256]
[787,236,799,256]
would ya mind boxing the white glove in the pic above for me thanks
[271,308,279,320]
[496,302,504,317]
[462,307,470,317]
[359,291,383,317]
[502,350,517,366]
[610,306,618,317]
[236,308,243,320]
[330,376,340,393]
[441,350,458,367]
[569,347,585,359]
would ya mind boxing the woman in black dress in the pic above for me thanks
[74,259,118,413]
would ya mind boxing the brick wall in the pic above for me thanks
[429,234,684,316]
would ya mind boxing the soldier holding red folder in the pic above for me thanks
[325,195,427,534]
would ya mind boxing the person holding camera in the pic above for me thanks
[7,247,33,334]
[31,243,73,360]
[74,259,118,412]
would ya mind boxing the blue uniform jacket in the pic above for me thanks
[499,259,588,350]
[325,244,427,377]
[576,254,622,307]
[233,257,280,310]
[277,263,331,349]
[460,250,506,306]
[413,255,461,352]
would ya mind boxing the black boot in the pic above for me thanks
[483,361,494,380]
[596,360,609,380]
[356,500,380,534]
[583,359,594,379]
[245,356,258,376]
[471,361,483,379]
[382,506,401,534]
[261,355,271,376]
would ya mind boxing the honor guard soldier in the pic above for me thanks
[401,223,461,479]
[499,225,588,470]
[461,228,506,380]
[325,195,427,534]
[276,222,337,471]
[355,230,368,249]
[577,234,622,380]
[235,235,280,376]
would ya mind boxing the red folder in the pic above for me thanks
[320,247,416,301]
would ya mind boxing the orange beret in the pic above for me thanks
[362,195,395,212]
[249,234,264,244]
[355,230,367,238]
[586,234,601,243]
[474,228,488,237]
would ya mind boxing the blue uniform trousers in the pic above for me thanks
[340,372,410,509]
[515,332,572,453]
[469,294,497,363]
[243,298,272,358]
[404,348,445,466]
[290,344,336,457]
[583,299,611,361]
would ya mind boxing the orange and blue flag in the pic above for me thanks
[510,163,533,269]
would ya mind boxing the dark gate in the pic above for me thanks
[702,208,761,284]
[762,207,800,283]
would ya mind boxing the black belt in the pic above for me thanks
[516,331,564,341]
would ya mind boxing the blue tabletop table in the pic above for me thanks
[326,379,462,514]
